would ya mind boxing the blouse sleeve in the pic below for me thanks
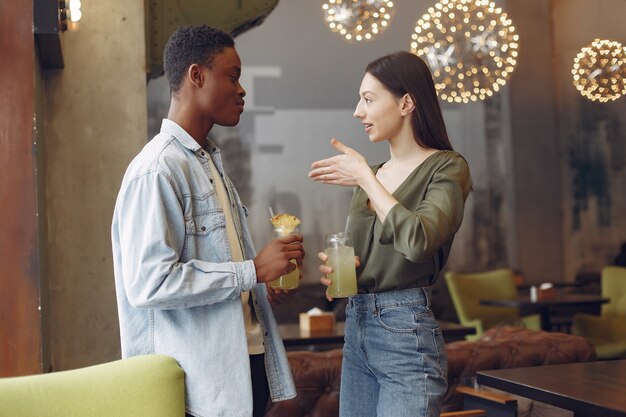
[378,154,471,263]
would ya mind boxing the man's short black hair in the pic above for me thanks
[163,25,235,95]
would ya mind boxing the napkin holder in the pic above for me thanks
[538,283,556,300]
[299,311,335,331]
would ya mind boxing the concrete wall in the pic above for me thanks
[42,0,147,370]
[553,0,626,280]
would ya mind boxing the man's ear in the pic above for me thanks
[188,64,204,89]
[400,93,415,115]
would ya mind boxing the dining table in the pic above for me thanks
[477,360,626,417]
[278,320,476,350]
[479,293,609,331]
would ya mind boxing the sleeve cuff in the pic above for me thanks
[236,259,258,292]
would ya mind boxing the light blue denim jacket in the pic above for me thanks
[111,119,296,417]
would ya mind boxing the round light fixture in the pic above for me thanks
[410,0,519,103]
[322,0,395,42]
[572,38,625,103]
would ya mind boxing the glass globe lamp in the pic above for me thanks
[410,0,519,103]
[572,38,625,103]
[322,0,395,42]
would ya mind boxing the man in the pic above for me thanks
[112,25,303,417]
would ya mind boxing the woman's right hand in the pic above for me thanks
[318,252,360,302]
[308,138,370,188]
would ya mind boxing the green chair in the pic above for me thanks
[573,266,626,359]
[445,268,540,339]
[0,354,185,417]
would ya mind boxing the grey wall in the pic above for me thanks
[147,0,491,285]
[507,0,562,283]
[238,0,626,284]
[553,0,626,279]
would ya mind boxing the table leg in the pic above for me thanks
[539,306,552,331]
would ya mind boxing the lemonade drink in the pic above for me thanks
[324,232,357,298]
[326,245,358,297]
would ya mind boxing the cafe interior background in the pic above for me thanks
[1,0,625,376]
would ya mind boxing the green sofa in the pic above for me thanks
[573,266,626,359]
[0,354,185,416]
[445,268,540,339]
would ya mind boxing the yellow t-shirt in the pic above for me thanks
[207,156,264,355]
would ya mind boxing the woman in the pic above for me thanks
[308,51,472,417]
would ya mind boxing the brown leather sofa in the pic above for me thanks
[265,326,597,417]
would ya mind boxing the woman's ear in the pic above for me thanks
[400,93,415,115]
[188,64,204,89]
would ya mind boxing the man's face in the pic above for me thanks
[199,47,246,127]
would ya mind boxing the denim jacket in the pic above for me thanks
[111,119,296,417]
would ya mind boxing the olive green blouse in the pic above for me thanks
[349,150,472,293]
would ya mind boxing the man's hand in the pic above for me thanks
[254,233,304,283]
[266,267,304,305]
[266,286,292,305]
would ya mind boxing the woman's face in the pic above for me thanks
[353,72,405,143]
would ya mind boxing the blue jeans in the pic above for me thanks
[339,287,448,417]
[186,354,269,417]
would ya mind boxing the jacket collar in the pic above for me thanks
[160,119,220,154]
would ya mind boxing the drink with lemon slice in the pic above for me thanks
[269,213,301,290]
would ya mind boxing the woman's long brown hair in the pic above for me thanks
[366,51,453,151]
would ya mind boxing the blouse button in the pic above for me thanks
[201,226,206,232]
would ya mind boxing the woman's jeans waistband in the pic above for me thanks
[348,287,431,311]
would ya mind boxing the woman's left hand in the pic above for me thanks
[308,138,370,187]
[318,252,361,302]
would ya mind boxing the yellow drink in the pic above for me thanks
[269,260,299,290]
[326,245,357,298]
[269,216,301,290]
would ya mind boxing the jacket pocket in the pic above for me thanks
[186,212,225,236]
[181,191,229,262]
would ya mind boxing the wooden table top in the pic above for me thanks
[477,360,626,417]
[479,293,609,308]
[278,320,475,347]
[479,294,610,331]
